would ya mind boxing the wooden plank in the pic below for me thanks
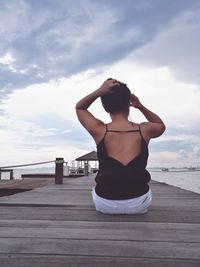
[0,188,32,197]
[0,254,199,267]
[0,191,92,206]
[0,238,199,260]
[0,188,199,208]
[0,206,199,223]
[0,178,53,189]
[0,175,200,267]
[0,220,200,242]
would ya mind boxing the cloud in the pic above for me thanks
[149,123,200,167]
[1,60,199,167]
[131,6,200,83]
[0,70,99,165]
[0,1,200,167]
[1,0,198,100]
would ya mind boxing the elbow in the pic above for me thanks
[155,122,166,138]
[161,123,166,134]
[75,102,82,110]
[75,103,79,110]
[75,100,87,111]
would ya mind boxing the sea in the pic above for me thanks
[1,167,200,194]
[150,170,200,194]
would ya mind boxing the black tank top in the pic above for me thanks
[95,124,151,200]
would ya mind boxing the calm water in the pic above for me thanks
[1,168,200,194]
[150,171,200,194]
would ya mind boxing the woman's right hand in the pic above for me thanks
[98,79,119,96]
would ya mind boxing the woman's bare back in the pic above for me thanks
[103,123,143,166]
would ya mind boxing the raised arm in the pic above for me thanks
[130,94,166,140]
[75,79,119,138]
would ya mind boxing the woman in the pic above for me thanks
[76,78,165,214]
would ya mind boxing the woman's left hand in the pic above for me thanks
[130,94,142,109]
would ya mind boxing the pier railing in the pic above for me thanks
[1,160,199,185]
[0,158,65,184]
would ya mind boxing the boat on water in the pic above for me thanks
[161,168,169,172]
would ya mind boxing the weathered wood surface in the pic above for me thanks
[0,175,200,267]
[0,178,54,197]
[0,178,54,189]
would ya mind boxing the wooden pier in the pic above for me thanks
[0,175,199,266]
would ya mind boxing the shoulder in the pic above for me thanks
[140,122,166,141]
[91,122,107,145]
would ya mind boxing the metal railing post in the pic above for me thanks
[55,158,64,184]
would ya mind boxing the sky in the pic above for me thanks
[0,0,200,168]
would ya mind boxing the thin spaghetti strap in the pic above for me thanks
[106,123,140,133]
[138,124,144,140]
[131,121,135,128]
[105,124,108,132]
[103,124,108,139]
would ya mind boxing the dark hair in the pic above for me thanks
[101,79,131,113]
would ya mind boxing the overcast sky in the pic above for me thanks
[0,0,200,168]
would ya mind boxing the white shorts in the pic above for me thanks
[91,188,152,214]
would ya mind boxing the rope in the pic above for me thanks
[0,160,55,169]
